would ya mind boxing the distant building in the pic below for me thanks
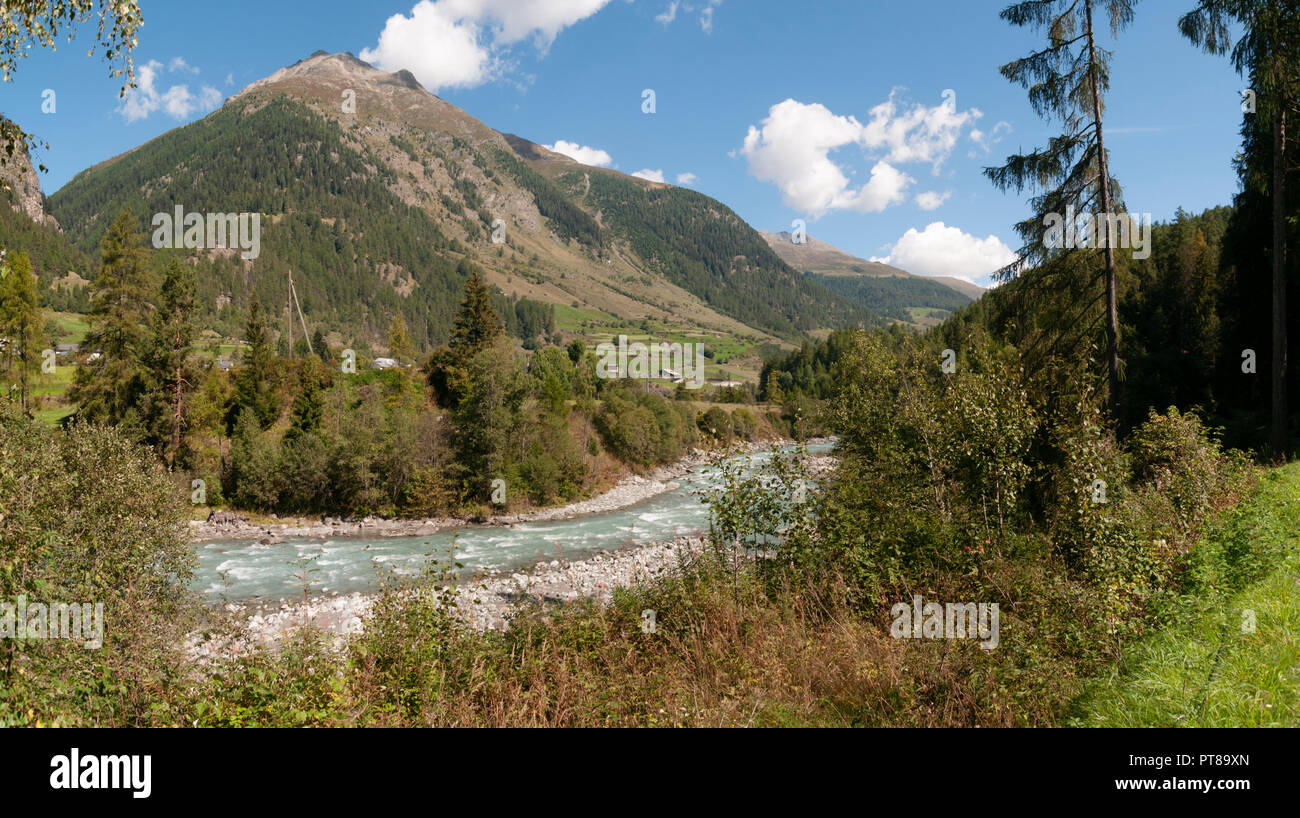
[373,357,398,370]
[214,359,234,371]
[55,343,79,356]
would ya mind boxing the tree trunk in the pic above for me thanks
[1086,0,1122,423]
[1272,104,1288,459]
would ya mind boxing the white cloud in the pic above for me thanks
[225,72,234,86]
[915,190,951,211]
[119,60,223,122]
[968,120,1012,157]
[738,99,916,217]
[676,171,697,185]
[700,0,722,33]
[874,222,1018,281]
[654,0,722,33]
[860,89,980,172]
[631,168,666,183]
[545,139,613,166]
[738,93,982,218]
[361,0,615,92]
[162,85,223,119]
[168,57,200,74]
[655,2,679,24]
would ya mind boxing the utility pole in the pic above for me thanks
[286,270,294,360]
[289,270,313,357]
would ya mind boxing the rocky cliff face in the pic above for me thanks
[0,130,60,231]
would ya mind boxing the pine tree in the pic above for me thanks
[141,257,197,468]
[230,298,278,431]
[1180,0,1300,457]
[985,0,1138,422]
[311,328,329,363]
[428,262,505,406]
[450,261,503,355]
[286,356,329,442]
[387,312,413,363]
[69,210,155,428]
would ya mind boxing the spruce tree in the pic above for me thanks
[230,298,278,431]
[450,261,503,355]
[986,0,1138,422]
[428,263,505,406]
[141,257,197,468]
[387,312,413,363]
[1180,0,1300,457]
[69,209,155,428]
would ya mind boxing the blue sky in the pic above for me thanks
[0,0,1248,285]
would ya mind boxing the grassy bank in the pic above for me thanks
[1072,462,1300,727]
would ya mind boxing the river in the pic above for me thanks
[195,440,835,602]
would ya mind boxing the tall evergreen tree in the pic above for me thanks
[450,261,504,355]
[428,262,505,406]
[387,311,413,363]
[311,328,329,363]
[140,257,197,468]
[1180,0,1300,457]
[0,249,41,414]
[985,0,1138,421]
[69,209,155,428]
[230,298,278,431]
[286,356,330,442]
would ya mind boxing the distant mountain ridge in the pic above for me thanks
[44,51,875,349]
[761,230,910,278]
[759,229,984,325]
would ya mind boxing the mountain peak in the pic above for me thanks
[233,51,425,103]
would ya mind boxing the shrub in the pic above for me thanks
[731,408,757,440]
[0,407,199,726]
[698,406,732,442]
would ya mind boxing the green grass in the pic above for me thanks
[1072,462,1300,726]
[903,306,950,327]
[47,311,90,345]
[30,364,74,397]
[552,303,621,330]
[32,406,75,425]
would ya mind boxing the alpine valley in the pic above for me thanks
[4,51,978,369]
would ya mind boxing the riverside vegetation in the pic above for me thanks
[0,321,1285,726]
[1,0,1297,727]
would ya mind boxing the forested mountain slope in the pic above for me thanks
[47,52,875,349]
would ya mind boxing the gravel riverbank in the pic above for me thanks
[184,438,838,662]
[186,535,713,661]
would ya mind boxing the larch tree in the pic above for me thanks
[0,249,42,413]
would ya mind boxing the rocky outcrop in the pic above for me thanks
[0,125,60,230]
